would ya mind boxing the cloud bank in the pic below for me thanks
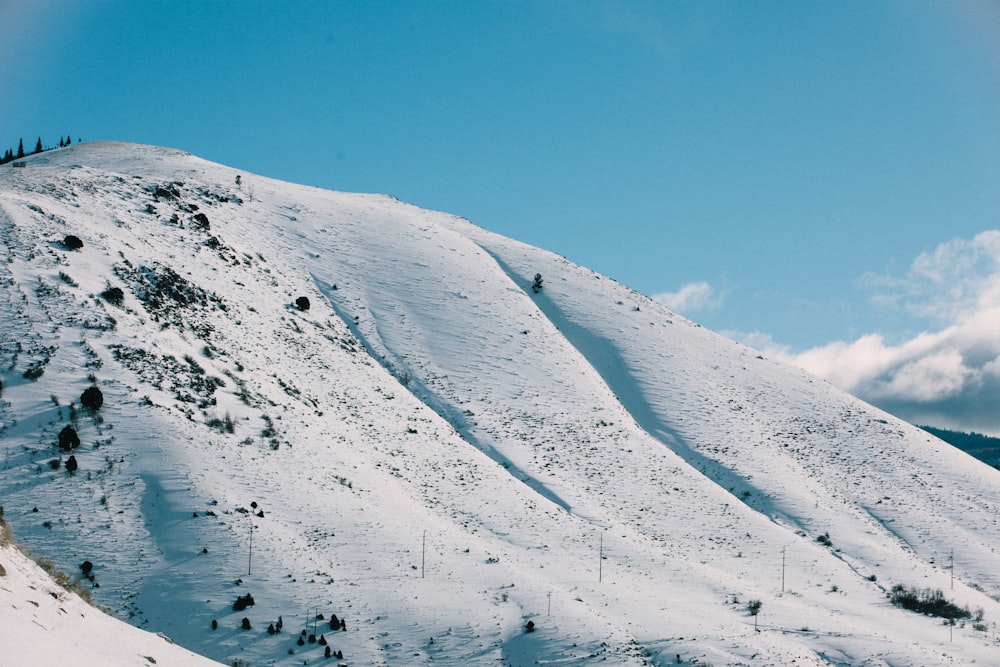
[653,281,722,313]
[783,231,1000,436]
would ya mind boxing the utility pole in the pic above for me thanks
[248,501,259,576]
[598,531,603,583]
[422,530,426,578]
[781,547,786,593]
[547,591,552,616]
[247,513,254,575]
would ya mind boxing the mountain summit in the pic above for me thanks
[2,142,999,666]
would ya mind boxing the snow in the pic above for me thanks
[1,141,999,665]
[0,541,224,666]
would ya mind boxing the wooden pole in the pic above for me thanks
[598,531,603,583]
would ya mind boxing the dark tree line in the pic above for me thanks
[1,135,76,164]
[919,424,1000,469]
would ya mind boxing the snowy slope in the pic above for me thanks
[1,142,999,666]
[0,539,225,667]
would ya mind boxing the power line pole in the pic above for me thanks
[422,530,426,579]
[781,547,786,593]
[247,513,254,576]
[598,531,603,583]
[248,501,260,576]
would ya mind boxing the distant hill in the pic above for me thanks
[919,425,1000,469]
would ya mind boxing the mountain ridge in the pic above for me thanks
[2,142,999,666]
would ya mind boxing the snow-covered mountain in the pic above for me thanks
[2,142,999,666]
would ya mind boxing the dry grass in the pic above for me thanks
[0,513,91,603]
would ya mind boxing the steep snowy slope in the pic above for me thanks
[0,538,225,667]
[1,142,999,666]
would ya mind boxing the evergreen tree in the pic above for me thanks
[16,139,24,158]
[34,137,43,154]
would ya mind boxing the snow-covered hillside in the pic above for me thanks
[0,537,225,667]
[2,142,999,666]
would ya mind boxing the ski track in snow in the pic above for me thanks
[1,142,999,666]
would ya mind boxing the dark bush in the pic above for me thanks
[295,296,310,311]
[48,458,61,470]
[233,592,255,612]
[22,363,45,380]
[101,286,124,306]
[890,584,971,620]
[80,386,104,410]
[63,235,84,250]
[80,560,94,577]
[192,212,210,230]
[152,184,180,200]
[58,425,81,450]
[531,273,543,293]
[65,455,78,473]
[241,617,251,630]
[524,620,535,633]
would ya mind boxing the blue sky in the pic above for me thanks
[3,1,1000,434]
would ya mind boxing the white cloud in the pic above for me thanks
[778,231,1000,436]
[720,330,790,354]
[862,230,1000,321]
[653,281,722,314]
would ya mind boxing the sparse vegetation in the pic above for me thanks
[889,584,973,621]
[28,551,92,604]
[206,413,236,434]
[22,361,46,380]
[0,507,9,547]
